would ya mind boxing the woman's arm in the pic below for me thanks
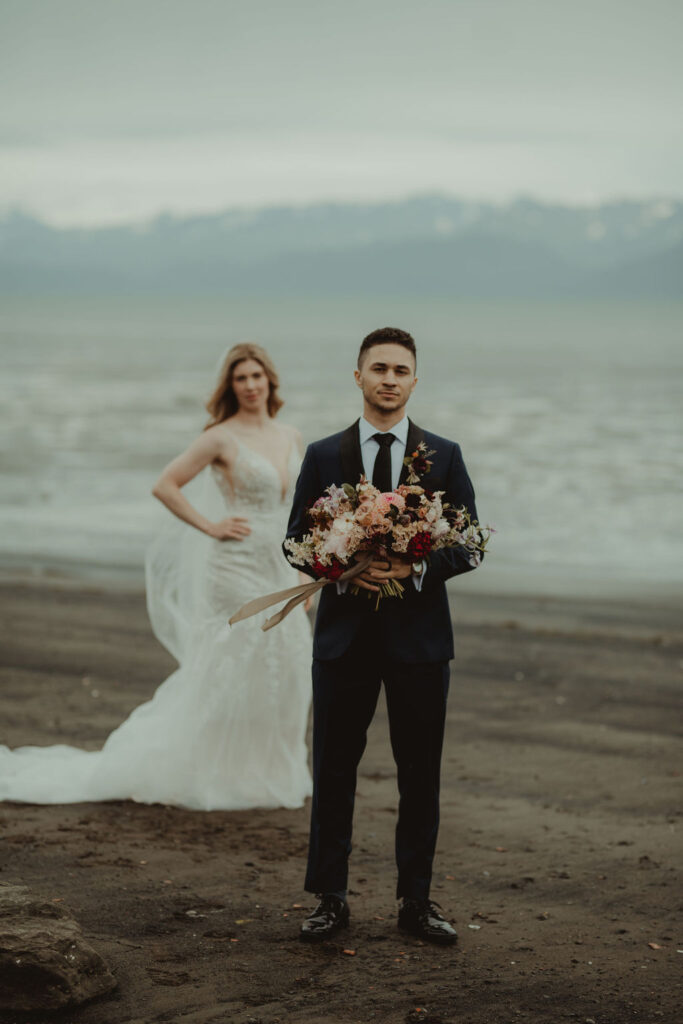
[152,428,250,540]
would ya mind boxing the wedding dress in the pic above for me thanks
[0,438,313,810]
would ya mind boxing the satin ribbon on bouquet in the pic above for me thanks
[228,554,375,632]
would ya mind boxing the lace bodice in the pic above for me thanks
[211,436,300,515]
[202,435,303,609]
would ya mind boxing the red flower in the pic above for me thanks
[411,456,429,475]
[408,532,433,558]
[312,555,345,580]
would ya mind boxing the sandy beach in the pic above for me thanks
[0,576,681,1024]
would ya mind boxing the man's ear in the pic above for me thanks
[354,368,363,389]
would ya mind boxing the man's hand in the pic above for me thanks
[352,555,412,593]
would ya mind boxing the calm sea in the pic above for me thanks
[1,295,681,600]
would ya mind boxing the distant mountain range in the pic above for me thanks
[1,195,681,298]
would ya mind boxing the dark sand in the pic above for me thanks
[0,578,681,1024]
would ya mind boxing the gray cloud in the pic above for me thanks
[2,0,682,222]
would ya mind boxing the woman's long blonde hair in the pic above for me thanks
[205,343,284,428]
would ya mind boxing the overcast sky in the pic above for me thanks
[2,0,682,225]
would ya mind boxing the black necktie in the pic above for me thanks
[371,432,396,492]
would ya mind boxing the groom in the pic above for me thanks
[284,327,481,945]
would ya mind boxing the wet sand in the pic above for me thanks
[0,577,681,1024]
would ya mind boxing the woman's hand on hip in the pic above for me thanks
[209,517,251,540]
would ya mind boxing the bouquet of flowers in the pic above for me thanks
[229,443,492,631]
[283,443,491,604]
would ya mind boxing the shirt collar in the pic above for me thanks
[359,415,409,446]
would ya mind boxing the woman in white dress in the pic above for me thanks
[0,344,313,811]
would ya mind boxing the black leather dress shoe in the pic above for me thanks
[398,899,458,945]
[299,894,350,942]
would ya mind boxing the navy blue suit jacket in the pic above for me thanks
[284,419,480,662]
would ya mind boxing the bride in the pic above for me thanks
[0,344,313,811]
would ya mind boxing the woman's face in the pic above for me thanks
[231,358,270,413]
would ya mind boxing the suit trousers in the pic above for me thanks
[304,627,450,901]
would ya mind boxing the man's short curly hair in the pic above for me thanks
[358,327,417,368]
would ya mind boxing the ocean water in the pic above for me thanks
[1,295,681,600]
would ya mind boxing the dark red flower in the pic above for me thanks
[408,532,433,558]
[312,555,345,580]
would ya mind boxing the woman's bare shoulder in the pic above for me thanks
[203,422,239,462]
[279,422,303,441]
[279,423,305,454]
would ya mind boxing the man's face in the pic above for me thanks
[354,343,417,414]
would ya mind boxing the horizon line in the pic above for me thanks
[1,191,682,232]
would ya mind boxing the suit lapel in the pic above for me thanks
[340,419,364,483]
[399,419,426,485]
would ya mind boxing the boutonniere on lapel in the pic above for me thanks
[403,441,436,484]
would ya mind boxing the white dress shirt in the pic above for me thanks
[359,414,410,490]
[337,415,425,593]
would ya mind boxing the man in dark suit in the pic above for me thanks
[284,327,481,944]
